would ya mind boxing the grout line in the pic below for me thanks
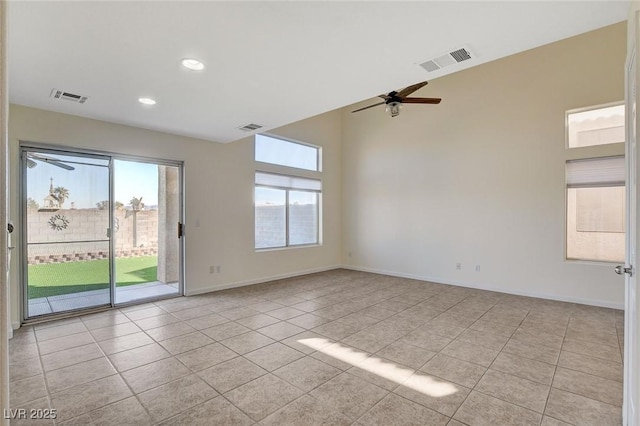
[548,385,624,409]
[11,271,625,425]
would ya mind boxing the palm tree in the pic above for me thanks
[130,196,144,211]
[129,197,144,247]
[53,186,70,208]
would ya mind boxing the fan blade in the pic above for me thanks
[378,94,390,100]
[396,81,429,99]
[28,153,76,170]
[352,101,386,113]
[401,97,442,104]
[48,160,75,171]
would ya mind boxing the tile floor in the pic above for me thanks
[9,269,624,425]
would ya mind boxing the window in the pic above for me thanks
[255,134,320,171]
[565,103,625,263]
[254,134,322,250]
[567,104,624,148]
[255,172,320,249]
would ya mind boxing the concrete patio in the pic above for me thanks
[28,281,179,316]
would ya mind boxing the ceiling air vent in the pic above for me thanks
[419,46,475,73]
[50,89,88,104]
[238,123,263,132]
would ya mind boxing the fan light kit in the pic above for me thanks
[138,97,157,105]
[181,58,205,71]
[352,81,441,118]
[385,102,402,117]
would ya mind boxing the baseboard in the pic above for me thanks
[342,264,625,310]
[186,265,343,296]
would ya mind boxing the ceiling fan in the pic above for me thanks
[351,81,441,117]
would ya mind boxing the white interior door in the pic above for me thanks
[625,9,639,425]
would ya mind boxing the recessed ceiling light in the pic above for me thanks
[138,97,156,105]
[181,58,205,71]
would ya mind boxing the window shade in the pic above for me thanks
[255,172,321,191]
[566,156,625,188]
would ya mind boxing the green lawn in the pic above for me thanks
[28,255,158,299]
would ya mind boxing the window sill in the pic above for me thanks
[565,258,623,266]
[255,243,321,253]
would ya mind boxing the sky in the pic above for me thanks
[26,154,160,209]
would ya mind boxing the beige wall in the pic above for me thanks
[6,21,628,327]
[342,22,627,308]
[8,105,343,326]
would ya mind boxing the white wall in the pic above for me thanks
[342,22,627,308]
[8,105,342,327]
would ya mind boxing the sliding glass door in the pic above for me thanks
[22,146,183,319]
[23,149,112,316]
[113,159,181,304]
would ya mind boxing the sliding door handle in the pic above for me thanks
[615,265,633,276]
[178,222,184,238]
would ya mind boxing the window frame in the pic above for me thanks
[565,101,625,150]
[254,133,323,251]
[563,101,626,264]
[254,181,320,249]
[254,133,322,172]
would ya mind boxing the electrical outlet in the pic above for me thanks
[456,263,462,270]
[209,265,214,274]
[475,265,481,272]
[348,251,352,258]
[216,266,221,273]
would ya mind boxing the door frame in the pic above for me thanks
[625,5,640,425]
[1,0,9,421]
[19,142,185,322]
[110,155,185,308]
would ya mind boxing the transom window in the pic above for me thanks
[255,134,320,171]
[567,104,624,148]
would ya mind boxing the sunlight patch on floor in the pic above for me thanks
[298,337,459,398]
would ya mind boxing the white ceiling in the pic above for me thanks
[8,1,629,143]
